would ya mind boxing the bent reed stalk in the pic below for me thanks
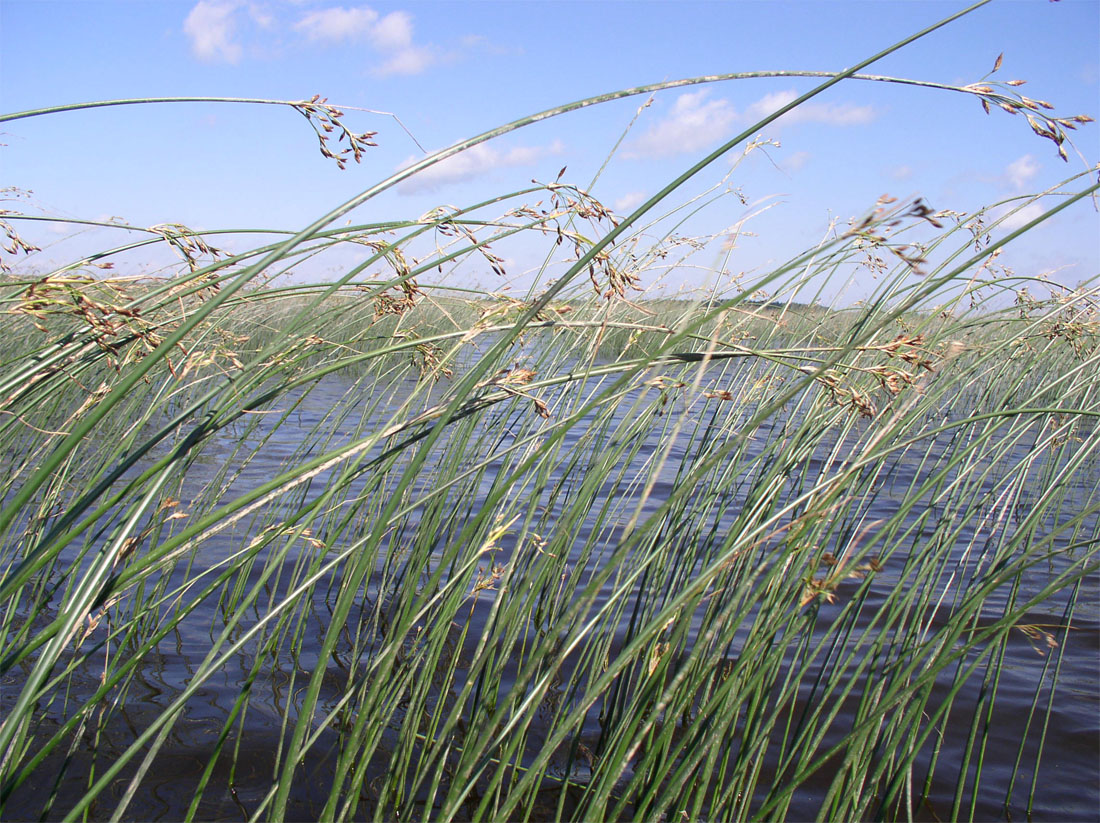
[2,4,1099,820]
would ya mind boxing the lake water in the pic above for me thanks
[3,363,1097,821]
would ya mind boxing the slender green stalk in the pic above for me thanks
[3,2,1098,820]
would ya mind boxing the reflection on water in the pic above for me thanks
[3,365,1097,822]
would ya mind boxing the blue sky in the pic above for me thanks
[2,0,1097,302]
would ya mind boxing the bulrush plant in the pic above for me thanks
[2,3,1099,821]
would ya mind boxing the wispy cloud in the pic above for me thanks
[184,0,244,63]
[1006,154,1039,190]
[625,88,876,159]
[783,151,811,172]
[396,140,564,194]
[744,90,876,126]
[890,165,914,181]
[625,90,737,159]
[369,10,412,49]
[459,33,524,57]
[372,44,436,77]
[293,6,378,42]
[614,191,647,213]
[184,3,442,75]
[293,6,437,75]
[369,11,441,77]
[247,2,274,29]
[998,202,1044,231]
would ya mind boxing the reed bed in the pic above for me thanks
[2,4,1098,820]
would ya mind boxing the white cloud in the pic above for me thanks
[999,202,1044,231]
[743,90,797,122]
[369,11,413,50]
[372,45,436,77]
[1006,154,1039,190]
[397,140,564,194]
[367,12,438,75]
[294,5,378,42]
[783,151,811,172]
[292,6,436,75]
[247,3,274,29]
[625,88,875,159]
[805,102,875,125]
[625,90,737,158]
[458,33,523,56]
[614,191,647,213]
[500,144,551,165]
[890,165,914,181]
[184,0,243,63]
[182,3,452,76]
[744,89,875,126]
